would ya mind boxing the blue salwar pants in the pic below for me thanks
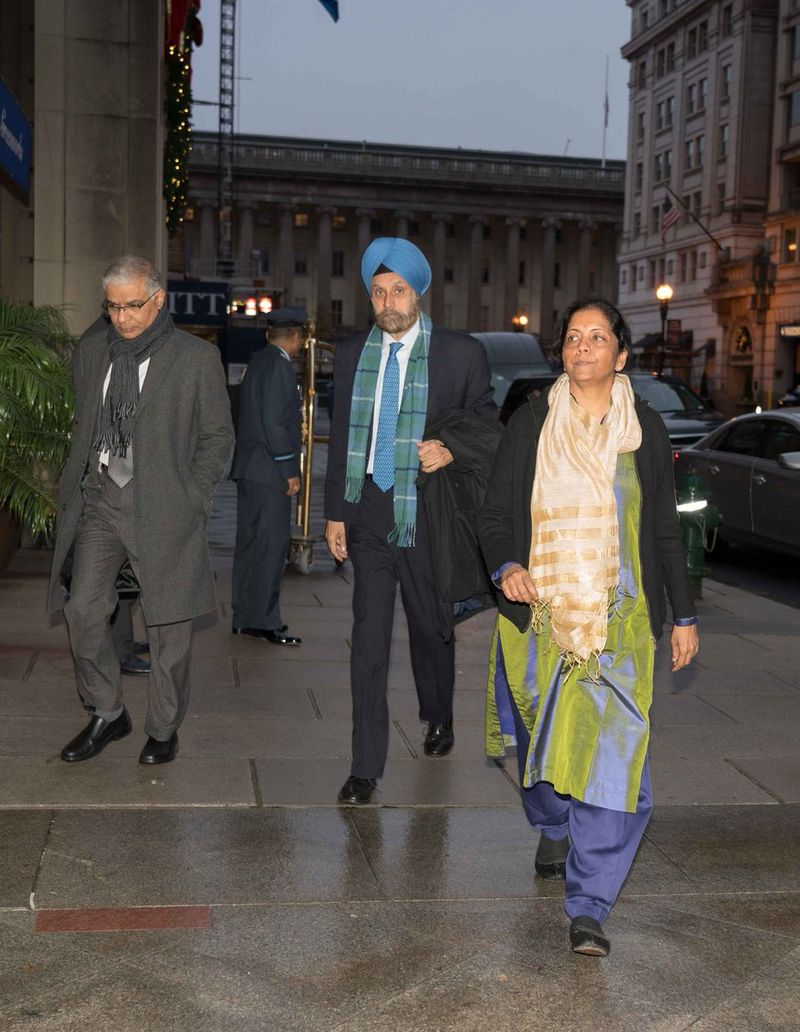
[507,688,653,924]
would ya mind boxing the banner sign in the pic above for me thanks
[167,280,228,326]
[0,78,32,200]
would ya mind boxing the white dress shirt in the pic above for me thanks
[98,358,150,467]
[366,319,420,473]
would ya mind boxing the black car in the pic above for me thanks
[500,371,725,448]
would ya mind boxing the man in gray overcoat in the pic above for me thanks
[230,307,305,646]
[48,256,234,765]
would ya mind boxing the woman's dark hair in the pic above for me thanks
[554,296,632,356]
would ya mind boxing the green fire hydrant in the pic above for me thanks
[676,470,721,597]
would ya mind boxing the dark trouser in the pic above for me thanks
[348,477,454,779]
[231,479,291,631]
[63,470,192,740]
[506,687,652,924]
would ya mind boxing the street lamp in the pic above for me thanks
[655,282,674,375]
[512,312,529,332]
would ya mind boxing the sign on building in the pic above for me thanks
[0,77,32,202]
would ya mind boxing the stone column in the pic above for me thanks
[316,206,334,333]
[199,203,216,278]
[237,199,256,274]
[278,204,295,304]
[504,217,524,331]
[577,218,595,298]
[355,208,374,329]
[431,212,450,326]
[539,218,561,347]
[468,215,487,331]
[395,210,413,239]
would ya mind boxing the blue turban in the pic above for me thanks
[360,237,432,296]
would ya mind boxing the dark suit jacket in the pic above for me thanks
[325,327,496,523]
[47,318,234,624]
[230,344,301,490]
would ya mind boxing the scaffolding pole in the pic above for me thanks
[217,0,236,275]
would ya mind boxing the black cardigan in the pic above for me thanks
[477,394,696,640]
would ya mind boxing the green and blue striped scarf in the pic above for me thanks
[344,313,431,547]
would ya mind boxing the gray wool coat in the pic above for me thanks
[47,319,235,624]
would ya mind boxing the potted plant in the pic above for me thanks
[0,298,74,568]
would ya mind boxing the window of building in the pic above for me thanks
[692,191,702,219]
[665,95,674,127]
[680,252,688,282]
[666,42,675,71]
[481,263,491,284]
[685,139,694,169]
[518,260,526,286]
[637,111,646,142]
[721,64,732,100]
[633,211,642,237]
[332,250,345,277]
[638,264,645,283]
[409,220,420,236]
[482,224,492,241]
[637,60,647,89]
[697,134,705,166]
[717,182,726,214]
[791,91,800,128]
[630,261,638,286]
[641,5,649,31]
[667,258,674,275]
[783,227,798,263]
[332,214,347,230]
[636,161,644,190]
[648,259,657,289]
[687,26,698,59]
[722,4,733,38]
[656,49,665,78]
[621,268,627,286]
[656,98,673,131]
[554,262,561,288]
[690,250,699,279]
[687,82,697,115]
[698,20,708,52]
[699,78,707,110]
[444,261,455,284]
[652,204,661,233]
[294,212,309,228]
[654,149,671,182]
[519,226,527,241]
[699,250,707,268]
[331,299,343,327]
[294,254,308,275]
[686,136,704,170]
[446,222,456,238]
[719,124,729,158]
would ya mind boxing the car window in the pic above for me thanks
[760,421,800,461]
[712,420,765,456]
[630,376,707,413]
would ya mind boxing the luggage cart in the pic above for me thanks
[289,320,335,574]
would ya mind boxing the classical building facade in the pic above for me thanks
[176,131,625,345]
[618,0,792,412]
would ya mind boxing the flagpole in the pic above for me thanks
[664,183,726,252]
[601,55,609,169]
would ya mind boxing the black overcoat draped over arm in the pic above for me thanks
[477,394,696,639]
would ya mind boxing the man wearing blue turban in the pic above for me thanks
[325,237,496,805]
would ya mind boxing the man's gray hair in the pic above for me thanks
[102,256,163,294]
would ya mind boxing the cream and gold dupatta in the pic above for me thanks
[528,373,642,664]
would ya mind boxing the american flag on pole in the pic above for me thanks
[660,196,681,242]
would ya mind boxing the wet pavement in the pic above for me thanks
[2,443,800,1030]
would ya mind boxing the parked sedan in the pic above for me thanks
[674,411,800,556]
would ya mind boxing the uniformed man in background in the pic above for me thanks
[230,307,306,646]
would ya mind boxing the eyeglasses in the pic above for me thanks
[102,290,159,315]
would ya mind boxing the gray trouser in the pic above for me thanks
[63,470,192,740]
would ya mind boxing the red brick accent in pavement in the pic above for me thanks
[35,906,212,933]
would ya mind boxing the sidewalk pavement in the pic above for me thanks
[2,443,800,1031]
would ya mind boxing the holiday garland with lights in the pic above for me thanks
[163,41,193,236]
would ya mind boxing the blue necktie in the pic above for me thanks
[372,341,403,492]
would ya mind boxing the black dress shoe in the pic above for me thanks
[569,916,610,958]
[120,653,150,675]
[337,776,377,805]
[139,732,178,765]
[535,833,570,880]
[423,721,454,757]
[232,624,287,634]
[232,626,300,645]
[61,708,132,763]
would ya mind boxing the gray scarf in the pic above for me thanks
[93,305,174,458]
